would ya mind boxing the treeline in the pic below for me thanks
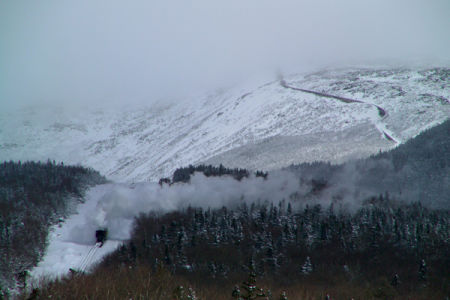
[100,196,449,298]
[0,160,106,296]
[160,164,267,185]
[288,119,450,208]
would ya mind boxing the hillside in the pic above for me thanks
[0,161,105,296]
[1,67,448,182]
[20,121,450,299]
[23,199,449,300]
[287,119,450,208]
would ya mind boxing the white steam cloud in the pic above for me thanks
[67,172,300,244]
[32,169,376,281]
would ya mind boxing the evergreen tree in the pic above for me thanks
[239,269,266,300]
[391,274,399,288]
[232,285,241,299]
[419,259,427,282]
[173,286,198,300]
[301,256,313,275]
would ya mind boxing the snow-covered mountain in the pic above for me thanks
[1,67,448,182]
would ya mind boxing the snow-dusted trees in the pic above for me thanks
[419,259,427,282]
[172,164,250,183]
[0,160,105,293]
[287,119,450,208]
[102,196,449,289]
[170,164,267,184]
[301,256,313,275]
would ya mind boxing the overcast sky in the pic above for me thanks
[1,0,449,110]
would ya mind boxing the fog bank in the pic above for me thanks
[1,0,449,111]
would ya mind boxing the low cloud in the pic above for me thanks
[1,0,449,110]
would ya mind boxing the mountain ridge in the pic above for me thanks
[1,67,448,182]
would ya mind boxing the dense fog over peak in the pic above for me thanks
[1,0,449,111]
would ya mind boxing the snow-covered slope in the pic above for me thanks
[1,67,448,182]
[30,184,123,283]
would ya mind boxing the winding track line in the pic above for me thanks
[279,79,398,143]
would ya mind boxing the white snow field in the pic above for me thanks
[1,67,448,183]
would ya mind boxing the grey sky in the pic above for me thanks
[1,0,449,109]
